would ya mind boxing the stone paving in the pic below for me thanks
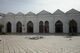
[0,35,80,53]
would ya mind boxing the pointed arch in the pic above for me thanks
[55,20,63,33]
[27,21,33,33]
[16,21,22,33]
[45,21,49,33]
[6,22,12,33]
[39,21,44,33]
[69,20,77,33]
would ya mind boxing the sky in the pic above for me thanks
[0,0,80,14]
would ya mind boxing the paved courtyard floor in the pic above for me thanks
[0,35,80,53]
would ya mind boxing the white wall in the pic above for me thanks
[1,10,80,33]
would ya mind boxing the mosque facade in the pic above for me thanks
[0,9,80,34]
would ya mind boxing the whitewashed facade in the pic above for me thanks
[0,9,80,33]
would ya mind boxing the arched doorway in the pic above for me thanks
[55,20,63,33]
[69,20,77,33]
[45,21,49,33]
[6,22,12,33]
[39,21,44,33]
[16,21,22,33]
[27,21,33,33]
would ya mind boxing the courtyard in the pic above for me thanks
[0,35,80,53]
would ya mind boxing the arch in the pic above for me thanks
[27,21,33,33]
[55,20,63,33]
[39,21,44,33]
[6,22,12,33]
[69,20,77,33]
[45,21,49,33]
[16,21,22,33]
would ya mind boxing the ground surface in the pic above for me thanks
[0,35,80,53]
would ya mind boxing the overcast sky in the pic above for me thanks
[0,0,80,14]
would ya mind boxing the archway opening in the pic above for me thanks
[27,21,33,33]
[16,22,22,33]
[39,21,44,33]
[6,22,12,33]
[69,20,77,33]
[45,21,49,33]
[55,20,63,33]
